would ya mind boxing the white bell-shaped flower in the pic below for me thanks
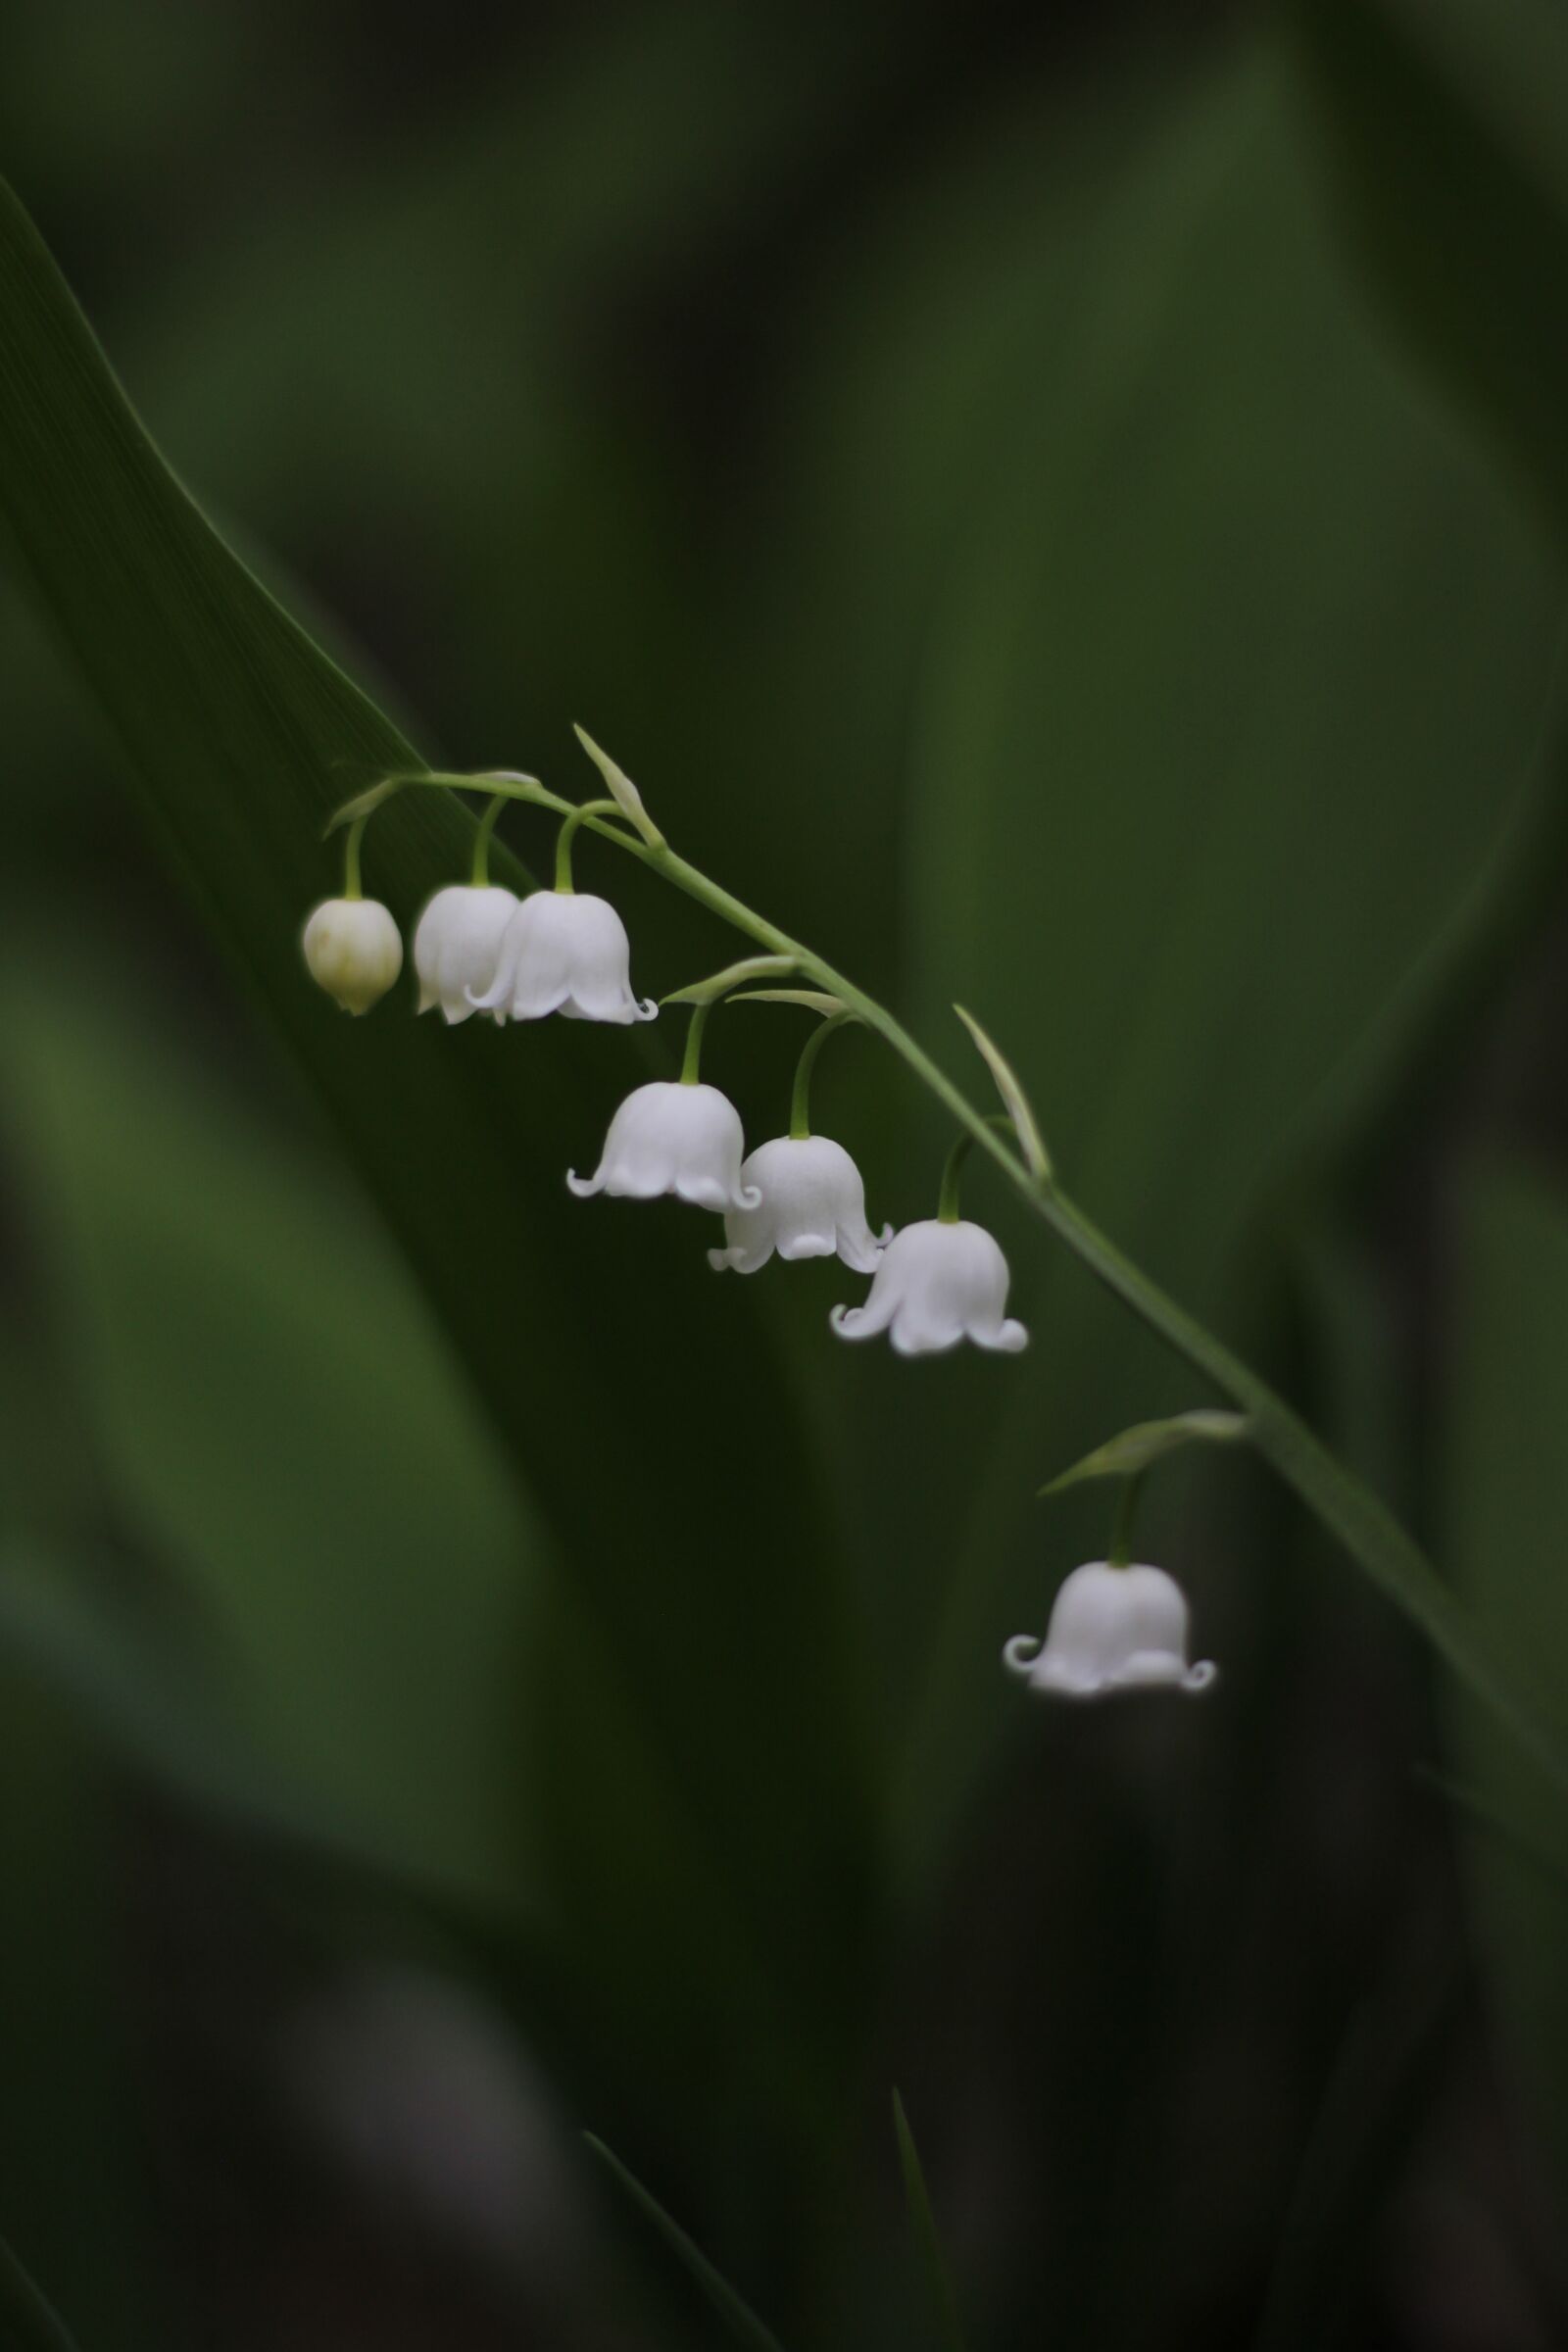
[830,1217,1027,1355]
[413,884,518,1024]
[468,890,655,1026]
[302,897,404,1015]
[1004,1562,1216,1698]
[568,1081,760,1212]
[708,1135,889,1275]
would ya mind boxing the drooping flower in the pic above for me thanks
[830,1217,1027,1355]
[469,890,655,1026]
[413,884,518,1024]
[1004,1562,1216,1698]
[568,1081,760,1212]
[709,1135,889,1275]
[302,897,404,1015]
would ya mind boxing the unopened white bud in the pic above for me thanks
[303,897,404,1015]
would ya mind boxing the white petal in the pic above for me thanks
[1006,1562,1215,1701]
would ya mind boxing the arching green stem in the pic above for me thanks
[323,760,1568,1799]
[937,1131,973,1225]
[936,1116,1012,1223]
[681,1000,711,1086]
[555,797,622,893]
[342,809,369,901]
[790,1011,854,1140]
[470,790,509,887]
[1107,1475,1145,1572]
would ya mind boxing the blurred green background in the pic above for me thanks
[2,0,1568,2345]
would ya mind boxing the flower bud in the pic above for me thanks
[303,897,404,1015]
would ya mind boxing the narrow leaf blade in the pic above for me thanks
[573,722,667,849]
[953,1003,1051,1179]
[583,2135,789,2352]
[0,2234,80,2352]
[891,2092,970,2352]
[1040,1409,1250,1494]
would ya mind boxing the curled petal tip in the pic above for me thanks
[565,1168,603,1199]
[997,1319,1030,1353]
[829,1303,861,1336]
[734,1183,764,1211]
[466,978,507,1010]
[633,998,659,1022]
[1003,1634,1042,1677]
[1184,1661,1218,1694]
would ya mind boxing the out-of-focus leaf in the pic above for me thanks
[0,945,538,1911]
[0,179,878,2119]
[584,2134,790,2352]
[0,2233,80,2352]
[1445,1155,1568,2211]
[1290,0,1568,547]
[1040,1411,1249,1495]
[1256,1953,1468,2352]
[891,2093,970,2352]
[881,44,1560,1826]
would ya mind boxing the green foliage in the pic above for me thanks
[584,2135,790,2352]
[1446,1159,1568,2207]
[1292,0,1568,546]
[891,2094,970,2352]
[0,168,883,2169]
[0,2235,80,2352]
[1040,1410,1249,1495]
[1,0,1568,2339]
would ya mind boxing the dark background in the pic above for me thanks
[1,1,1567,2346]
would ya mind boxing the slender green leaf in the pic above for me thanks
[1445,1156,1568,2208]
[0,175,879,2099]
[730,990,849,1016]
[0,941,539,1909]
[573,724,666,851]
[1256,1955,1468,2352]
[1040,1409,1249,1495]
[663,955,799,1004]
[582,2134,789,2352]
[877,43,1559,1835]
[891,2092,970,2352]
[0,2234,79,2352]
[1417,1767,1568,1899]
[953,1004,1050,1180]
[1291,0,1568,545]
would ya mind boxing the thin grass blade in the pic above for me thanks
[582,2134,789,2352]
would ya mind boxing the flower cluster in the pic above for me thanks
[302,752,1217,1704]
[301,785,1030,1356]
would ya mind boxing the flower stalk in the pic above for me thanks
[323,758,1568,1796]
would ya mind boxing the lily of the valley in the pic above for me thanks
[831,1217,1027,1355]
[568,1081,760,1212]
[413,884,519,1023]
[470,889,655,1025]
[1004,1562,1216,1698]
[709,1135,888,1274]
[302,897,404,1015]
